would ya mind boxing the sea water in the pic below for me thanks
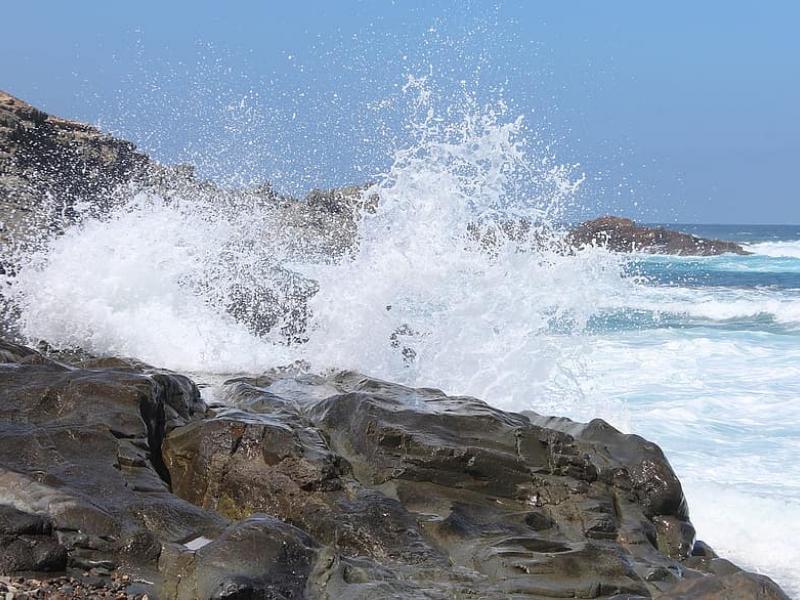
[6,89,799,596]
[589,231,800,597]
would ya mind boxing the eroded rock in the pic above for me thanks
[161,369,788,599]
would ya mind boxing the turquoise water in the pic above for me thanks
[577,225,800,596]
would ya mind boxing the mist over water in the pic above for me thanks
[4,43,800,598]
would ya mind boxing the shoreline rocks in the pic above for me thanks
[0,340,790,599]
[568,216,750,256]
[0,90,156,253]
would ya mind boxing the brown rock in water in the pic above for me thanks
[568,216,750,256]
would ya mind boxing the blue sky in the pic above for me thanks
[2,1,798,223]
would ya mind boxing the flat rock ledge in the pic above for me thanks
[568,216,750,256]
[0,340,788,599]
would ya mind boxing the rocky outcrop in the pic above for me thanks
[0,91,159,254]
[568,216,750,256]
[0,92,374,343]
[0,340,789,599]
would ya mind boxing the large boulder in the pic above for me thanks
[161,370,789,599]
[568,216,749,256]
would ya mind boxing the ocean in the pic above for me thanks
[584,225,800,597]
[6,96,798,595]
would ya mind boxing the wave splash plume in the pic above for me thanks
[7,77,627,410]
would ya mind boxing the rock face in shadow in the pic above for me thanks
[0,90,156,252]
[568,216,750,256]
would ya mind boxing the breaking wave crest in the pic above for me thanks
[747,240,800,259]
[6,82,630,410]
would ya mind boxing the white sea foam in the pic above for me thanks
[747,240,800,258]
[629,286,800,328]
[7,86,630,397]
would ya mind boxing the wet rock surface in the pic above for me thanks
[0,341,788,599]
[568,216,750,256]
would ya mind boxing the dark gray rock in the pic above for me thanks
[0,506,67,573]
[0,533,68,573]
[161,370,789,599]
[159,515,316,600]
[0,341,223,589]
[660,570,790,599]
[0,505,53,536]
[0,340,791,598]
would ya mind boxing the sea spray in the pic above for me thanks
[7,79,631,412]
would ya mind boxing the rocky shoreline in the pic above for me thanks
[0,92,790,598]
[0,340,790,599]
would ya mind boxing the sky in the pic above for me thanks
[1,1,798,224]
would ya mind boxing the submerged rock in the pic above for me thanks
[0,341,784,598]
[568,216,750,256]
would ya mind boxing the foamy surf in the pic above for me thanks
[748,240,800,259]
